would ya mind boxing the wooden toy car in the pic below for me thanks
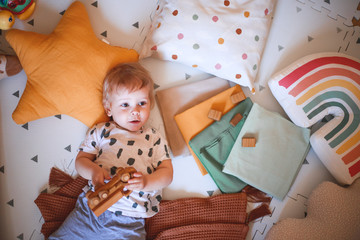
[86,166,137,217]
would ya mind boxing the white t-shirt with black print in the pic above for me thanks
[79,121,170,218]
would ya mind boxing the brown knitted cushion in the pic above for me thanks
[34,168,88,238]
[154,223,249,240]
[35,193,79,222]
[145,193,248,240]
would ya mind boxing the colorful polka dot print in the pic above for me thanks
[140,0,275,93]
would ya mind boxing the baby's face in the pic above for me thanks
[108,86,151,132]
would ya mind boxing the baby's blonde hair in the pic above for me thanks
[103,62,155,112]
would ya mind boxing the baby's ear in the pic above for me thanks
[104,102,112,117]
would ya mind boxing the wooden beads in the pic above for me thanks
[242,137,256,147]
[230,92,246,104]
[208,109,222,121]
[230,113,243,127]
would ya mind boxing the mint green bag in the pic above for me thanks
[223,103,310,200]
[189,98,253,193]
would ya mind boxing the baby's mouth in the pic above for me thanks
[129,119,141,124]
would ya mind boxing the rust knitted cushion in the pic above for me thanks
[145,193,249,240]
[34,168,88,238]
[154,223,249,240]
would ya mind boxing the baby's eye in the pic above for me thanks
[121,103,129,107]
[138,101,147,106]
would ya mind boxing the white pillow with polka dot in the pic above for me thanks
[140,0,275,93]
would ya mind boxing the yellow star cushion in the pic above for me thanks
[5,1,139,127]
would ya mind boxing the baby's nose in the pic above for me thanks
[131,110,140,116]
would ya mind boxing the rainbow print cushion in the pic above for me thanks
[140,0,275,93]
[268,52,360,185]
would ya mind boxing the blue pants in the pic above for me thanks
[48,192,146,240]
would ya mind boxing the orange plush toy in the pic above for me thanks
[0,0,36,30]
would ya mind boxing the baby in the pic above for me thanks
[49,62,173,240]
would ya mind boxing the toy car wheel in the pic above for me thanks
[121,173,131,182]
[98,190,109,199]
[89,196,100,206]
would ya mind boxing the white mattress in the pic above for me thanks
[1,0,359,239]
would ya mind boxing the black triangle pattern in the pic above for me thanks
[27,19,34,26]
[207,191,214,196]
[133,22,139,28]
[22,123,29,130]
[65,145,71,152]
[92,1,98,8]
[7,199,14,207]
[31,155,38,163]
[17,233,24,240]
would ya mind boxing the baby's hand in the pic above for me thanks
[92,167,111,187]
[126,172,146,190]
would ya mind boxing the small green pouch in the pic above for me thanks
[189,98,253,193]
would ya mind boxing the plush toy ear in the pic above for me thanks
[5,1,139,127]
[5,55,22,76]
[0,55,22,80]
